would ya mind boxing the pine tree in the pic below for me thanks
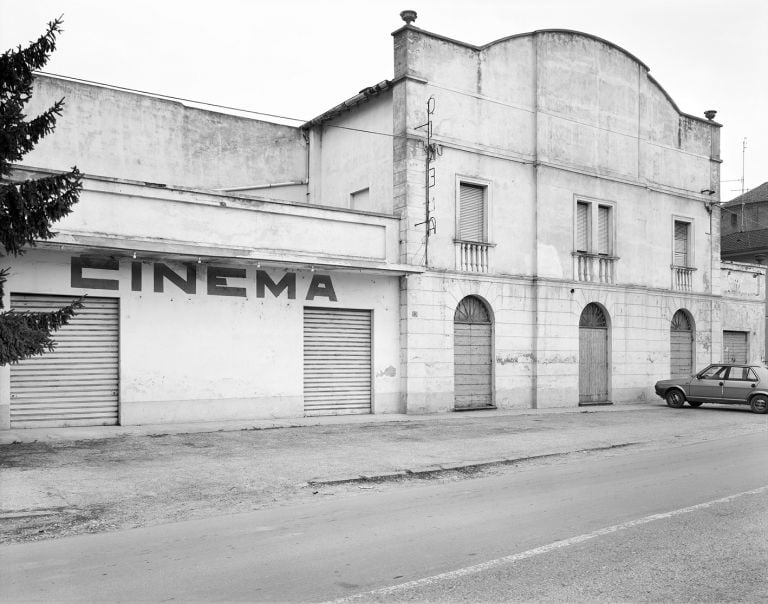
[0,17,83,365]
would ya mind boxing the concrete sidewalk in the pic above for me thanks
[0,402,650,445]
[2,401,766,543]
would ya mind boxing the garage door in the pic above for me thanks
[303,308,372,416]
[10,294,119,428]
[723,330,748,364]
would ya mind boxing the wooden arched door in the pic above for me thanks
[670,310,694,378]
[579,303,609,404]
[454,296,493,410]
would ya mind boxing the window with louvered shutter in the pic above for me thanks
[576,202,590,252]
[459,184,485,242]
[598,205,610,255]
[674,221,689,266]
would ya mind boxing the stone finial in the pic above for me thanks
[400,10,417,24]
[704,109,717,120]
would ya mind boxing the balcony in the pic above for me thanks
[455,240,494,273]
[672,265,696,291]
[573,252,617,284]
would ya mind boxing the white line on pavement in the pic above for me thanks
[329,484,768,602]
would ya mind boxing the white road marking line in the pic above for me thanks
[329,484,768,602]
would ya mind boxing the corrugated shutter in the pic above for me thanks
[459,183,485,242]
[303,308,371,416]
[10,294,119,428]
[723,331,748,364]
[598,206,610,255]
[576,202,590,252]
[674,221,689,266]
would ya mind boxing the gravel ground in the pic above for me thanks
[1,404,766,544]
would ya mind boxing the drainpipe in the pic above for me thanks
[532,33,540,410]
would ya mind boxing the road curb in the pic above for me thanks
[306,442,642,487]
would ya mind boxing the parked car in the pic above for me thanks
[655,363,768,414]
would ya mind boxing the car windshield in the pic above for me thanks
[699,366,729,379]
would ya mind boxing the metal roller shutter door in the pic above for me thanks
[722,331,748,364]
[10,294,119,428]
[303,308,372,416]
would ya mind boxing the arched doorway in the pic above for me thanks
[454,296,493,410]
[579,303,610,404]
[670,310,694,378]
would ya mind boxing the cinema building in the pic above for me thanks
[1,17,763,429]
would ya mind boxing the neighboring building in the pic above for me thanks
[1,14,764,429]
[721,182,768,264]
[720,181,768,359]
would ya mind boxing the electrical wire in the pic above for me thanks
[36,71,745,200]
[38,71,407,140]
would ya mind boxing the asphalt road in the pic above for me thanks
[1,431,766,602]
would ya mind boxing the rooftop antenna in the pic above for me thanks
[739,137,748,233]
[741,137,747,196]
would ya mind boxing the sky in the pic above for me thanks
[1,0,766,197]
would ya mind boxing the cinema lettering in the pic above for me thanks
[70,256,338,301]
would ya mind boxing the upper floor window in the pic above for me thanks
[574,198,616,284]
[350,188,370,211]
[455,179,492,273]
[575,200,614,256]
[673,220,691,267]
[458,182,487,242]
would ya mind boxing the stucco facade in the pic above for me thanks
[1,19,764,429]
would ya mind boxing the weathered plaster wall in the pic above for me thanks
[22,75,308,195]
[308,92,394,213]
[19,174,401,269]
[0,250,402,427]
[399,271,764,412]
[537,166,717,292]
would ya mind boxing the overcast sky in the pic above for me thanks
[2,0,765,196]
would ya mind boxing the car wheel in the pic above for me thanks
[749,395,768,414]
[688,401,703,408]
[666,390,685,408]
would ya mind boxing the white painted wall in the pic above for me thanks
[22,75,308,198]
[2,250,402,425]
[308,92,394,214]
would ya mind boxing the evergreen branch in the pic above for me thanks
[0,17,63,98]
[0,296,83,365]
[0,99,65,173]
[0,167,82,256]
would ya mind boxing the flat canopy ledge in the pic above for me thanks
[34,238,425,277]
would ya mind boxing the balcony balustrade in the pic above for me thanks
[672,265,695,291]
[455,240,493,273]
[573,252,616,284]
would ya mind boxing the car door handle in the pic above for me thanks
[752,383,756,387]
